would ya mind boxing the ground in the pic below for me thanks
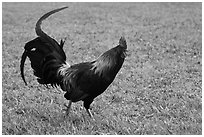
[2,2,202,135]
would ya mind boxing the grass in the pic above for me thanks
[2,2,202,135]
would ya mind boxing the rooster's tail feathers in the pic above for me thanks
[20,7,69,86]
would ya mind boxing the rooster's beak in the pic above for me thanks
[126,50,131,57]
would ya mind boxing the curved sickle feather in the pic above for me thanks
[35,6,68,47]
[35,6,68,60]
[20,51,28,85]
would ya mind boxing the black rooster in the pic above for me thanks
[20,6,127,118]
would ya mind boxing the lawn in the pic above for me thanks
[2,2,202,135]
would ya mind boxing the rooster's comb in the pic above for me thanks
[119,36,127,49]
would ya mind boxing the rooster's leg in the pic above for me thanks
[63,100,72,115]
[86,108,94,118]
[84,99,95,120]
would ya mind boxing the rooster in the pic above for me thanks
[20,6,127,118]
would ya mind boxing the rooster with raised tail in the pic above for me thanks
[20,7,127,118]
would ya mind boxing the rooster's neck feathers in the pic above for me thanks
[57,61,70,77]
[92,46,126,77]
[58,45,126,78]
[92,46,127,79]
